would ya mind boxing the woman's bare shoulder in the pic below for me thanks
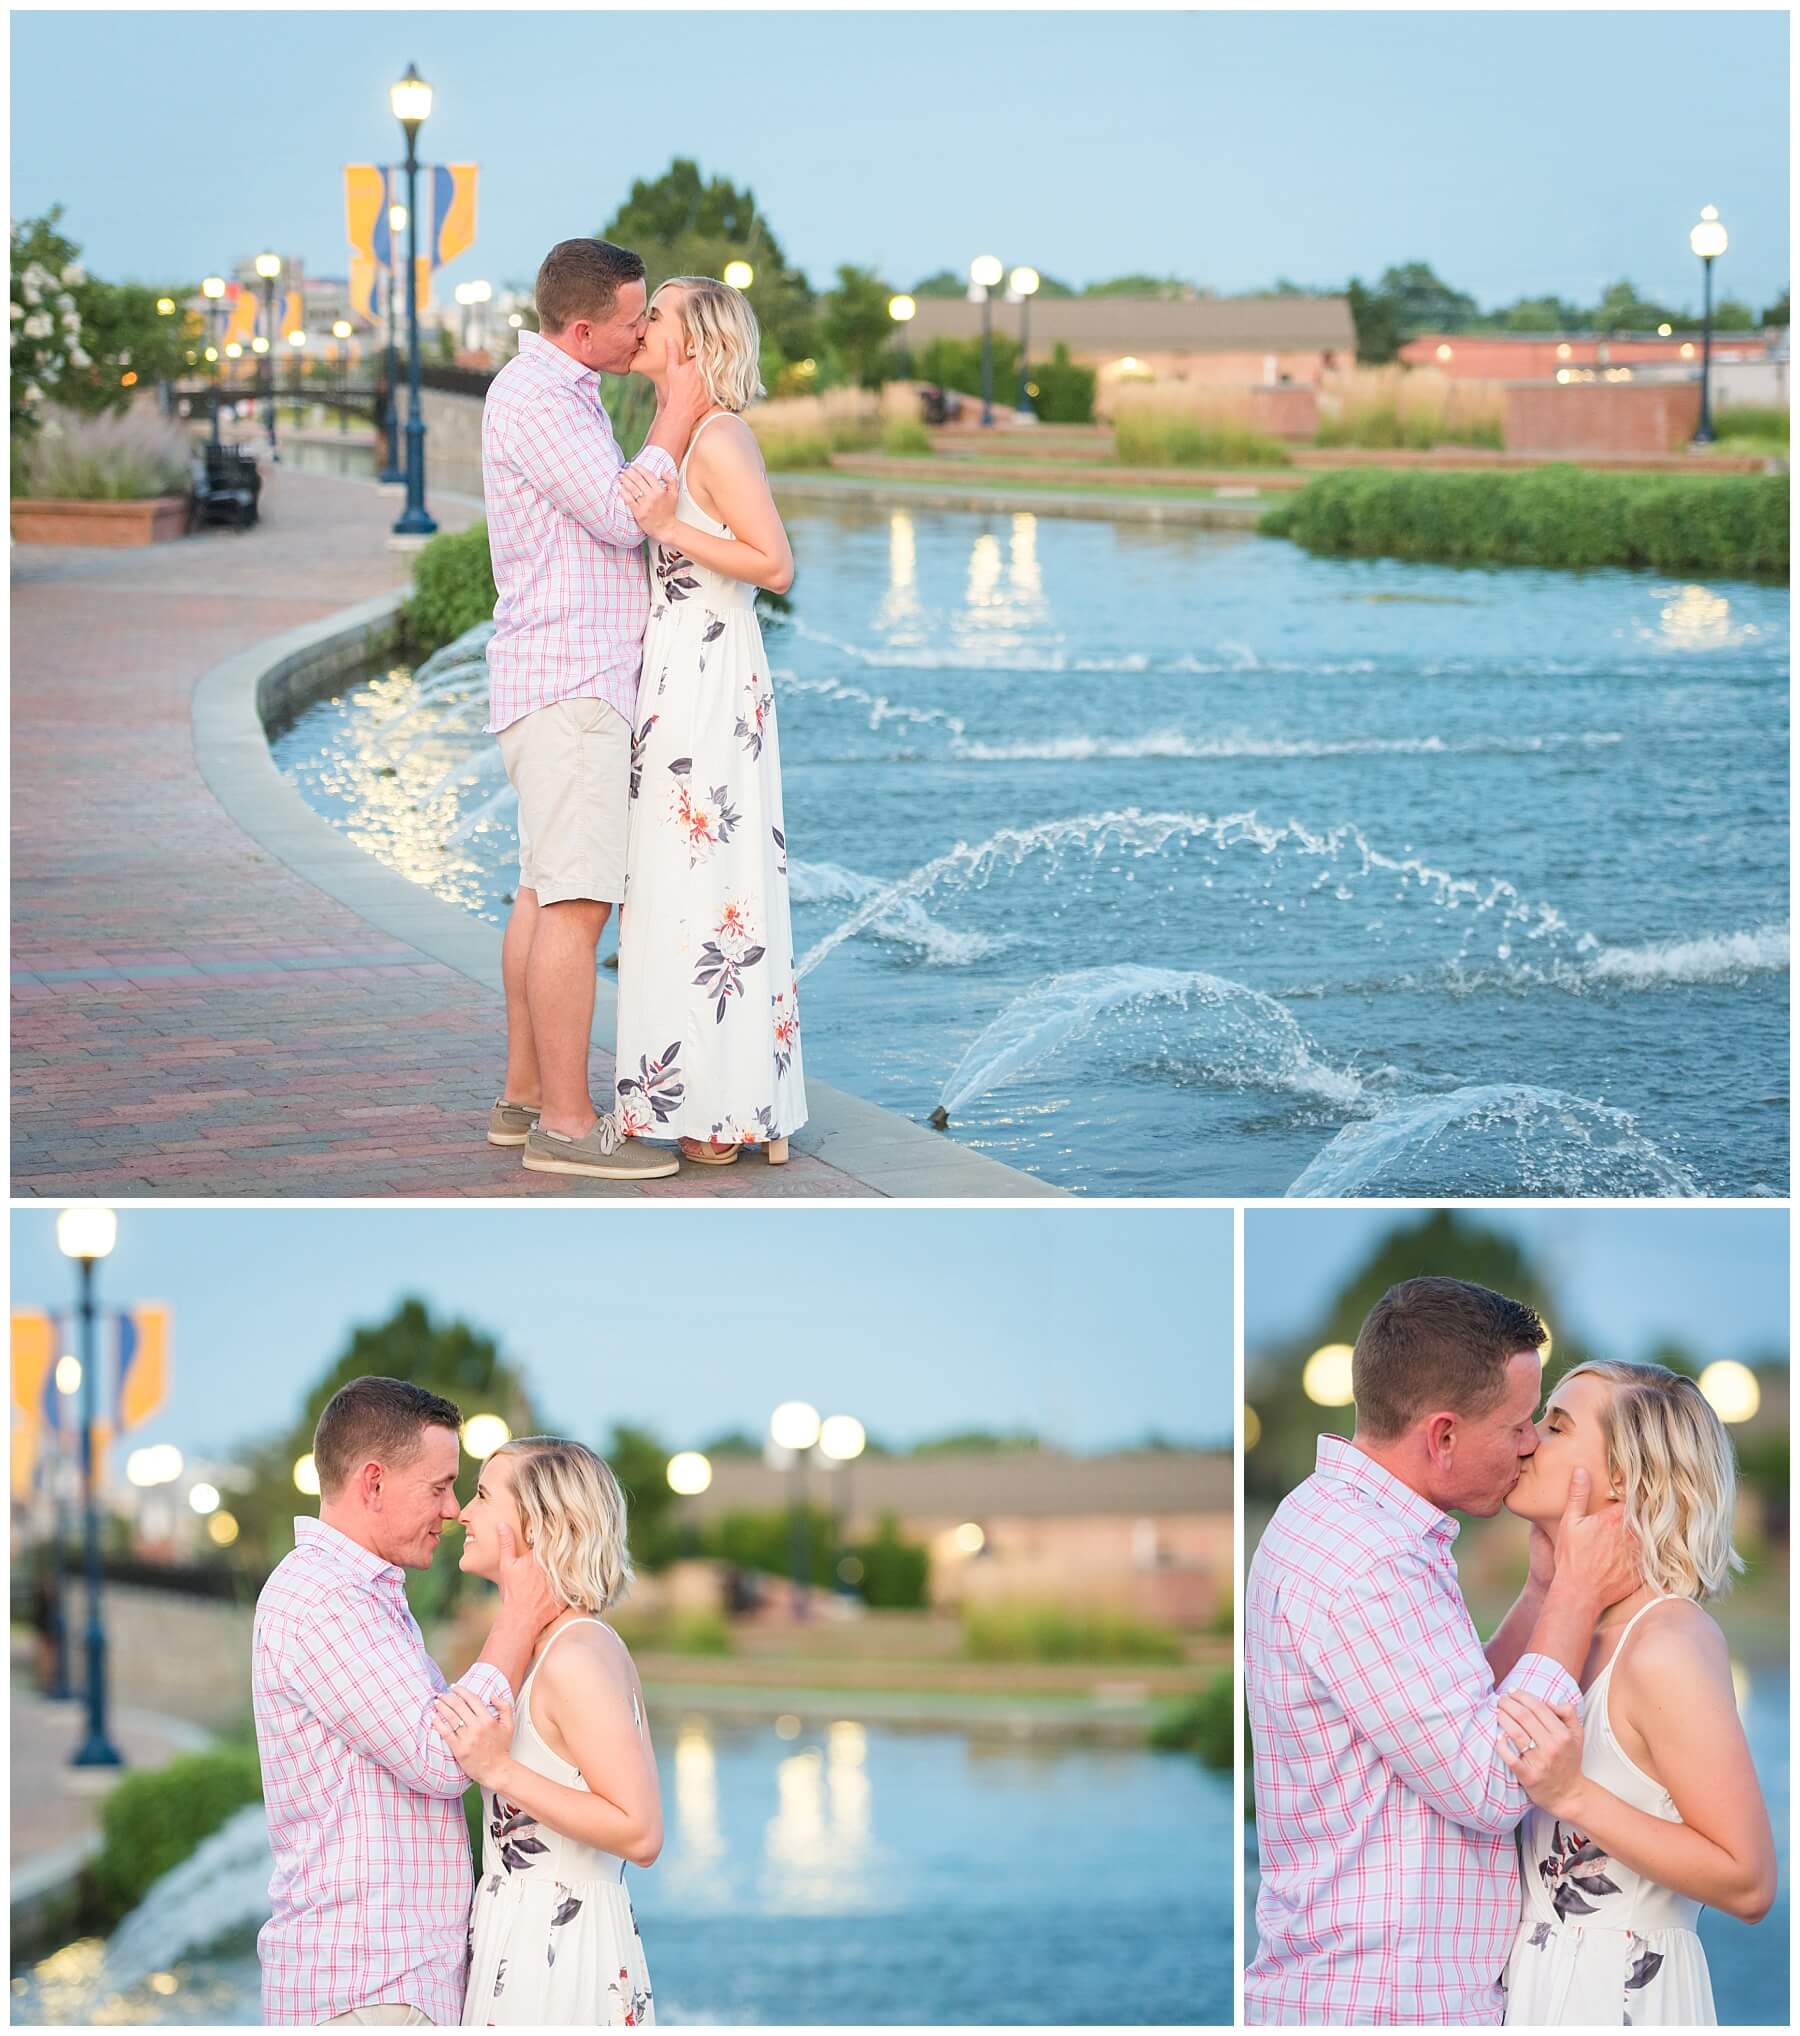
[689,412,763,473]
[539,1618,636,1694]
[1619,1597,1729,1685]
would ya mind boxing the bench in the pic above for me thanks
[190,443,261,531]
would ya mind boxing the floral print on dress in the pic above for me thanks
[616,1042,684,1136]
[1538,1821,1622,1920]
[735,673,773,760]
[630,715,657,800]
[606,1964,653,2026]
[654,545,699,603]
[694,904,766,1023]
[491,1797,550,1874]
[666,758,740,867]
[772,979,800,1077]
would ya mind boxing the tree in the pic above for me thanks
[1083,273,1195,299]
[1346,276,1402,363]
[1761,288,1789,327]
[1495,294,1583,334]
[1590,278,1679,333]
[1372,260,1480,336]
[600,159,815,364]
[1711,297,1758,333]
[909,269,966,299]
[821,263,902,387]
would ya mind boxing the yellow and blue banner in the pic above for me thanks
[9,1308,170,1498]
[345,162,479,327]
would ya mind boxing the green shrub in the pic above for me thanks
[960,1601,1186,1664]
[92,1746,263,1920]
[919,333,1021,405]
[409,519,497,656]
[1148,1668,1233,1769]
[755,428,834,472]
[1713,404,1789,446]
[1029,343,1097,424]
[1260,465,1788,578]
[1315,403,1503,452]
[845,1513,930,1609]
[1113,410,1291,469]
[881,417,932,457]
[666,1610,733,1655]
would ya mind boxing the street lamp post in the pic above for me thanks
[332,319,353,434]
[255,253,282,458]
[769,1401,821,1618]
[391,64,438,537]
[201,276,226,446]
[380,202,407,482]
[818,1415,867,1593]
[56,1207,123,1768]
[1009,266,1040,416]
[969,256,1003,427]
[288,329,307,417]
[1689,205,1729,446]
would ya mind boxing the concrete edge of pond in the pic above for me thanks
[190,592,1066,1200]
[770,470,1268,527]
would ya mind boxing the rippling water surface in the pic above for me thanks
[274,503,1789,1195]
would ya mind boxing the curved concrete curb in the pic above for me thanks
[191,597,1063,1198]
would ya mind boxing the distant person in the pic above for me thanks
[432,1436,660,2026]
[252,1377,559,2025]
[480,237,711,1180]
[1494,1359,1774,2025]
[1244,1277,1640,2024]
[612,278,807,1165]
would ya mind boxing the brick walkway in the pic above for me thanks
[9,466,887,1197]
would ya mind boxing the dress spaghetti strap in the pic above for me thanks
[678,409,732,482]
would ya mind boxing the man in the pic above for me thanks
[480,236,711,1181]
[1244,1277,1639,2026]
[252,1377,559,2026]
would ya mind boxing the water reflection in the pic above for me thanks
[878,511,923,634]
[761,1719,881,1912]
[664,1717,730,1904]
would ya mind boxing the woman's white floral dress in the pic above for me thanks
[613,414,806,1150]
[463,1619,654,2027]
[1502,1599,1716,2026]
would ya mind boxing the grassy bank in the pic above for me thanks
[1260,464,1788,577]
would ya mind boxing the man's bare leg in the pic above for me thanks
[528,897,613,1137]
[500,888,543,1107]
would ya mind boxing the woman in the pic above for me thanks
[612,277,806,1166]
[1495,1362,1776,2026]
[432,1438,660,2027]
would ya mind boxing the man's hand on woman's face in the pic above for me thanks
[1552,1466,1639,1610]
[493,1519,560,1634]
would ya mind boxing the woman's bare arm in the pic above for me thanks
[433,1630,663,1867]
[621,417,794,593]
[1500,1606,1775,1922]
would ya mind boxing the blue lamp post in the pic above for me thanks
[56,1205,123,1769]
[970,255,1003,427]
[380,199,406,483]
[201,276,227,448]
[1689,206,1729,447]
[391,64,437,537]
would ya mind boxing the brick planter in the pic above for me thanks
[10,495,189,547]
[1502,380,1703,455]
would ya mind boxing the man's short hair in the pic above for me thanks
[534,238,646,333]
[312,1377,463,1497]
[1352,1276,1547,1442]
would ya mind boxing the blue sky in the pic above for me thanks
[9,1207,1233,1459]
[9,12,1789,311]
[1245,1206,1789,1359]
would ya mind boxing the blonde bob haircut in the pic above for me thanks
[656,277,765,413]
[1563,1360,1745,1601]
[495,1436,634,1614]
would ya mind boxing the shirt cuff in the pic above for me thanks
[455,1659,514,1711]
[1500,1649,1582,1716]
[631,445,678,482]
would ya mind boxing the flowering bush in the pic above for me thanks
[11,206,192,439]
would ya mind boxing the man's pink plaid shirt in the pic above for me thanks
[1244,1435,1581,2026]
[481,327,678,735]
[252,1518,511,2024]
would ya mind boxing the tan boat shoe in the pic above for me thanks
[523,1114,680,1181]
[487,1098,540,1147]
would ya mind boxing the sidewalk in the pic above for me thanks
[11,1675,213,1905]
[12,466,1043,1197]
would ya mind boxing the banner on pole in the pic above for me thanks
[345,163,479,327]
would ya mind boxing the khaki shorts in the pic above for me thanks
[325,2009,433,2026]
[497,695,632,907]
